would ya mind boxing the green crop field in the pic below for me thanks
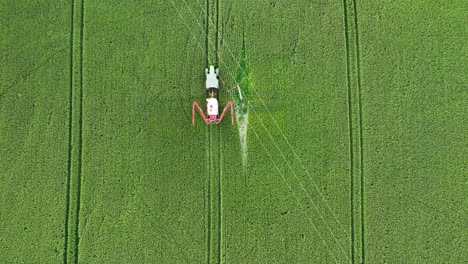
[1,0,466,263]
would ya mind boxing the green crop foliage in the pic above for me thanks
[0,0,465,263]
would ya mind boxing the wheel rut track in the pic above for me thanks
[206,0,223,263]
[343,0,365,263]
[64,0,85,263]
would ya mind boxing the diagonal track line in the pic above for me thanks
[191,1,363,261]
[167,0,345,262]
[250,125,341,264]
[174,0,347,261]
[180,0,353,262]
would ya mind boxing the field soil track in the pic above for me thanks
[0,0,466,263]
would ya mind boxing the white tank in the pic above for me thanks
[206,98,219,116]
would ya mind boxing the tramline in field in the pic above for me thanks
[192,66,234,125]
